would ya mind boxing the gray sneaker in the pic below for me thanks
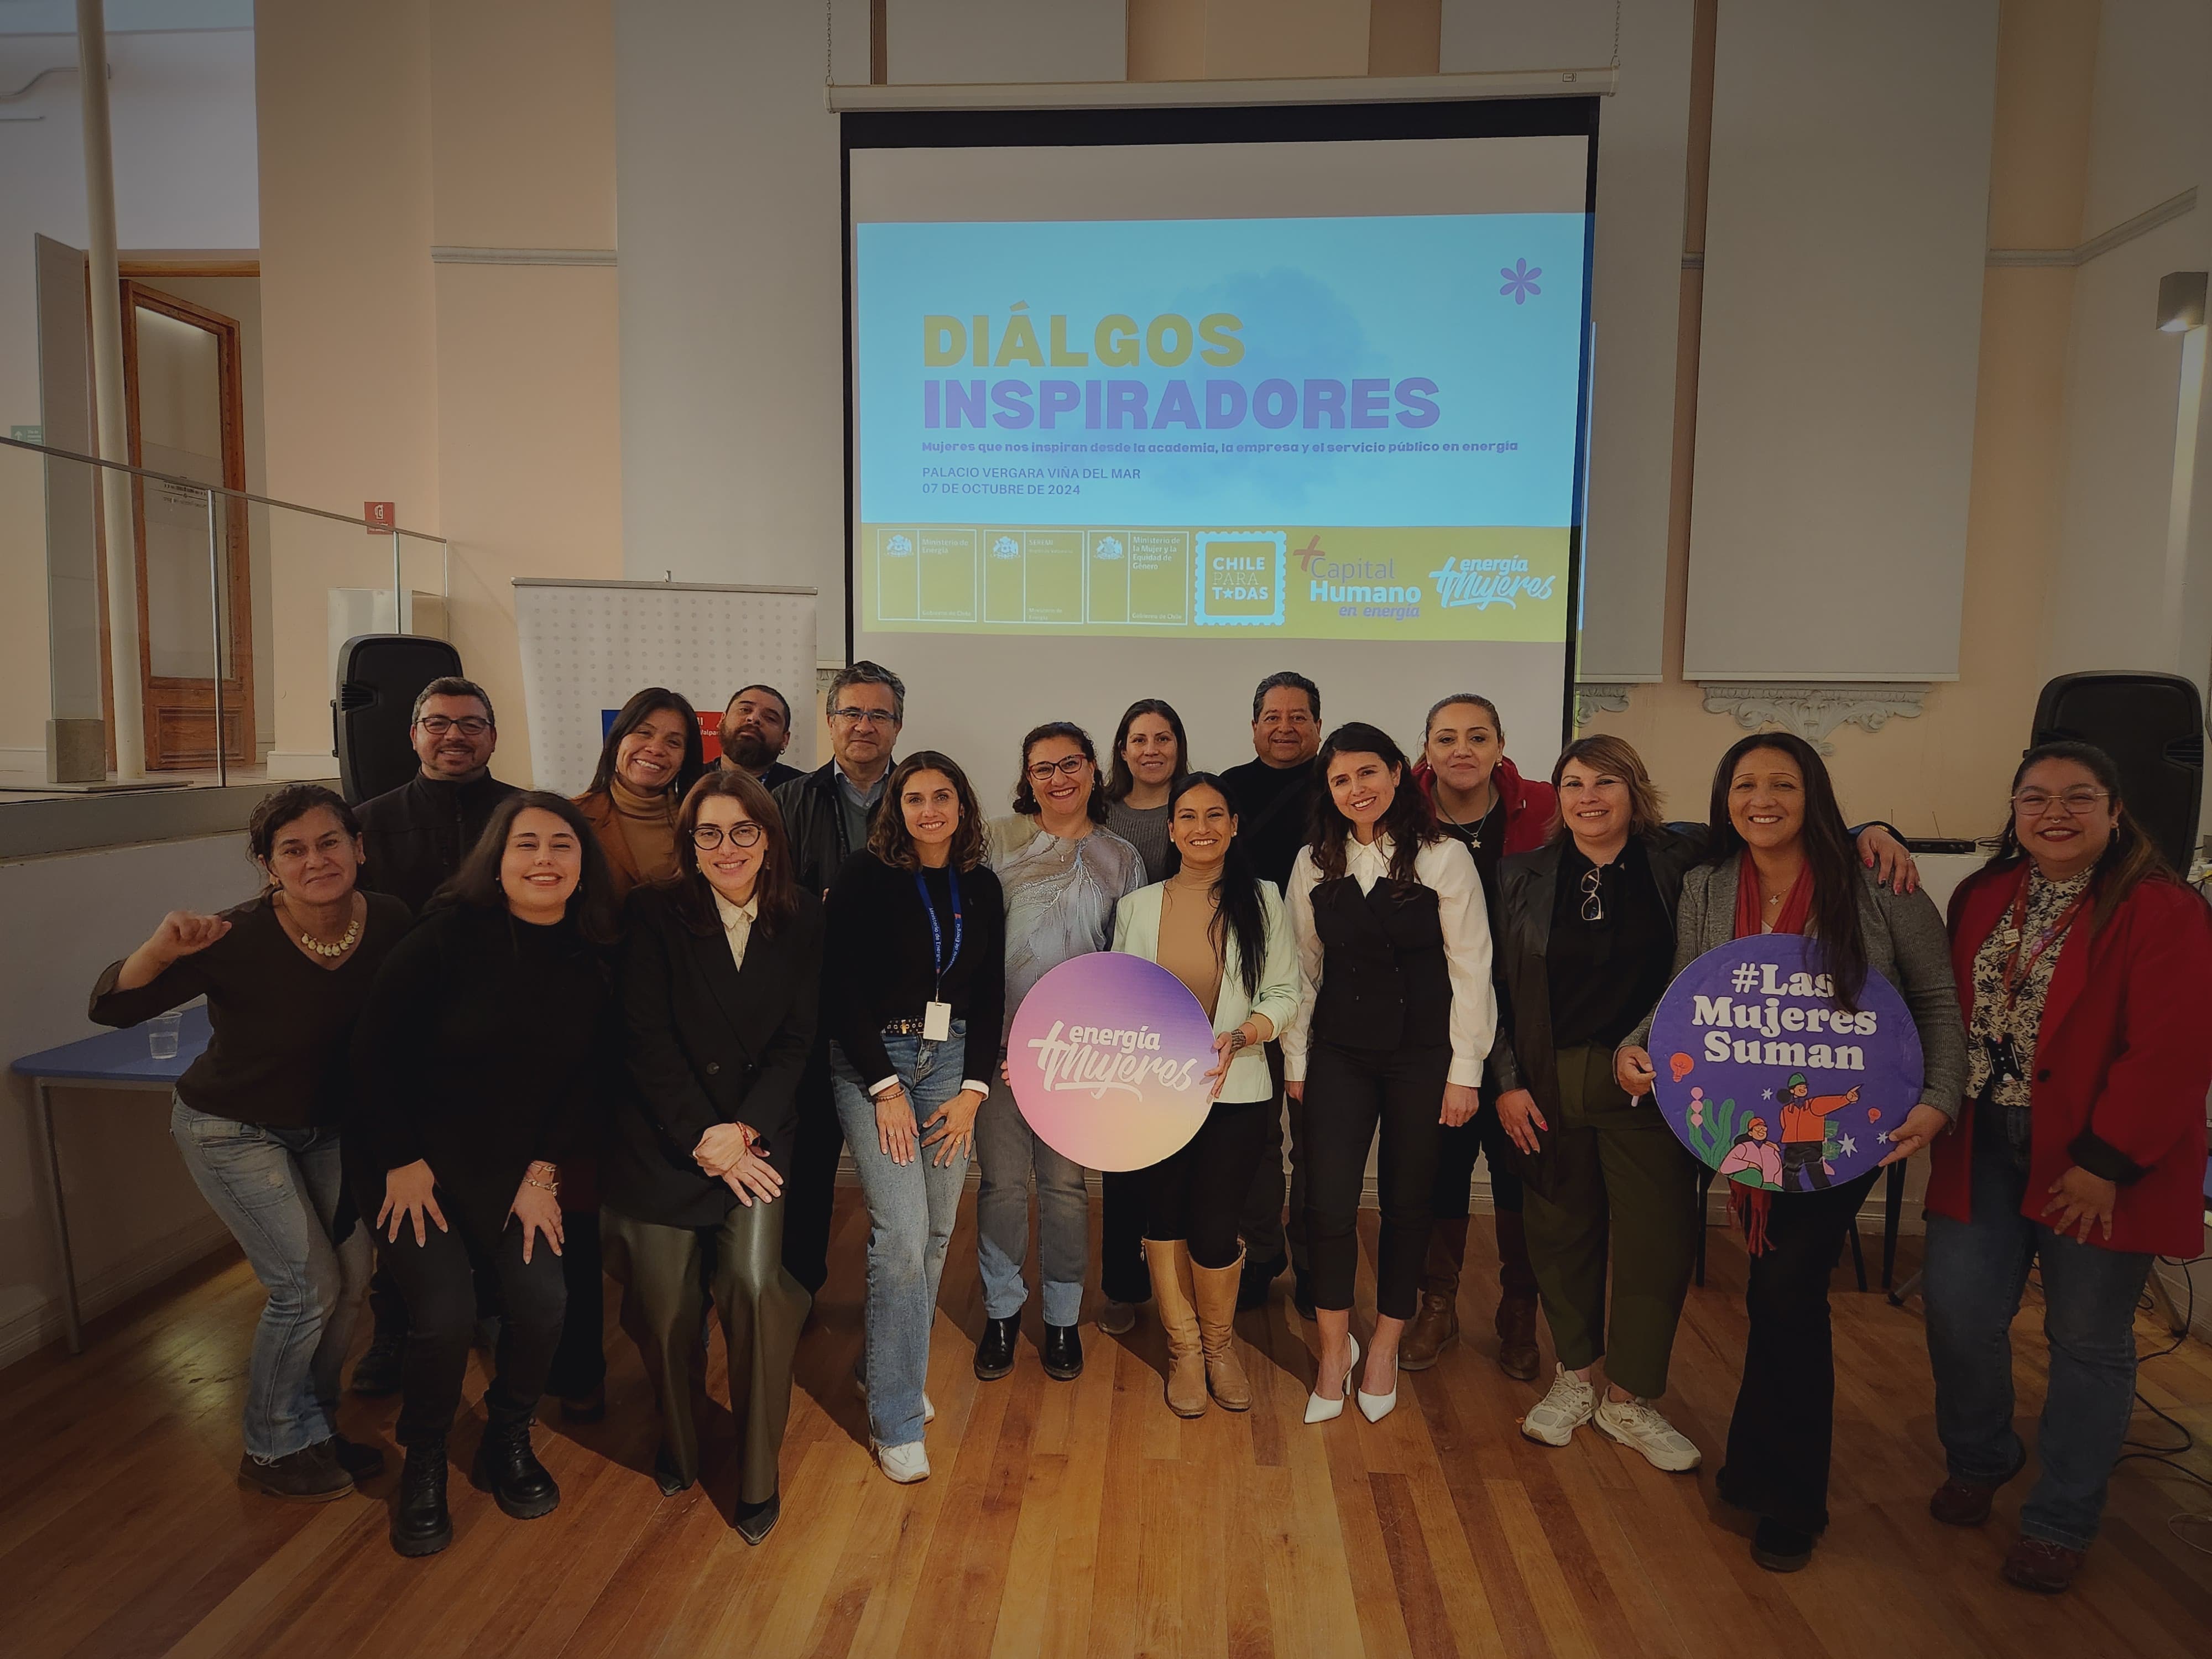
[1520,1364,1595,1447]
[1593,1394,1702,1472]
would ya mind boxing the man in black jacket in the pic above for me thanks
[349,675,517,1394]
[771,661,905,1294]
[356,677,519,915]
[718,683,805,791]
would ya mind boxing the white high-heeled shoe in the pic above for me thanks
[1357,1350,1399,1423]
[1304,1333,1360,1425]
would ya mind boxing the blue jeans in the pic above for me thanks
[170,1097,368,1460]
[831,1028,971,1450]
[974,1079,1089,1328]
[1923,1108,2153,1551]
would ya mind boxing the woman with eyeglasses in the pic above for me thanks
[1919,742,2212,1595]
[825,753,1004,1484]
[1094,697,1192,1333]
[601,770,822,1543]
[1281,722,1495,1426]
[556,687,709,1421]
[1111,772,1299,1415]
[1616,733,1964,1574]
[354,792,622,1557]
[974,722,1149,1384]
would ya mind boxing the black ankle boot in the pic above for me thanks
[471,1413,560,1520]
[1751,1518,1815,1573]
[391,1441,452,1557]
[974,1315,1019,1380]
[1042,1322,1083,1380]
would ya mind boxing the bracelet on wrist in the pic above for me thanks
[525,1176,560,1194]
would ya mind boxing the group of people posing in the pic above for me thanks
[93,661,2210,1598]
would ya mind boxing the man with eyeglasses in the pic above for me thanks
[718,683,804,790]
[771,661,907,1295]
[350,675,518,1396]
[355,676,519,916]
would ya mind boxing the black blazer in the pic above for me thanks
[602,881,823,1229]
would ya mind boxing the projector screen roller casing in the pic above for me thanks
[844,101,1597,807]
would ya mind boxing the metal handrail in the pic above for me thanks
[1,431,447,541]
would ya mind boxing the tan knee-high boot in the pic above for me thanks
[1143,1239,1209,1417]
[1190,1249,1254,1411]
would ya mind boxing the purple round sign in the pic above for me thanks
[1647,934,1924,1193]
[1007,952,1218,1172]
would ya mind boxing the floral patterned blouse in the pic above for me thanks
[1965,868,2092,1109]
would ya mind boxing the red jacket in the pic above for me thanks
[1413,755,1555,857]
[1928,863,2212,1257]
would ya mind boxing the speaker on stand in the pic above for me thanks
[332,633,465,805]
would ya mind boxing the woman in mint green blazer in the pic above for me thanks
[1110,773,1300,1416]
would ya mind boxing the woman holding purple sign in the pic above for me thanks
[1111,772,1301,1416]
[823,753,1004,1485]
[1282,723,1495,1426]
[1618,733,1963,1575]
[1921,742,2212,1594]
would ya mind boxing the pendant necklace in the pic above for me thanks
[300,913,362,958]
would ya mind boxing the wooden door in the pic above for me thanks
[117,282,254,769]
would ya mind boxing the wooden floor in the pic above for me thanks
[4,1194,2209,1659]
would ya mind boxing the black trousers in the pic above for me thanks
[1716,1168,1880,1535]
[1141,1098,1274,1269]
[1099,1170,1154,1302]
[382,1199,566,1448]
[1302,1039,1451,1320]
[779,1046,843,1296]
[1430,1098,1525,1219]
[1235,1043,1306,1272]
[546,1207,605,1397]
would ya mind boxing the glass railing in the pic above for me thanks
[1,432,447,792]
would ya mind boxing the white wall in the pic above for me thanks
[0,832,264,1366]
[890,0,1126,84]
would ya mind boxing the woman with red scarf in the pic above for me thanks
[1617,733,1964,1574]
[1920,742,2212,1595]
[1404,694,1554,1377]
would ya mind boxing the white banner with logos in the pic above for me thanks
[513,579,818,796]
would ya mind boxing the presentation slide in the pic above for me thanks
[847,123,1593,792]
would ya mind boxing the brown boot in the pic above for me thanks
[1401,1218,1467,1372]
[1143,1239,1208,1417]
[1492,1211,1541,1381]
[1190,1250,1253,1411]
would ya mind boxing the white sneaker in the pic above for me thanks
[874,1441,930,1484]
[1593,1393,1702,1472]
[853,1373,935,1424]
[1521,1364,1595,1447]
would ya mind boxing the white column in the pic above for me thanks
[77,0,145,777]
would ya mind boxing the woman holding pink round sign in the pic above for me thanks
[1110,772,1301,1417]
[1616,733,1964,1575]
[1282,723,1496,1426]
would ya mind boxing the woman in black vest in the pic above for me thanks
[1282,723,1495,1425]
[602,770,821,1544]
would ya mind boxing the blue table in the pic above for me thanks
[12,1007,210,1354]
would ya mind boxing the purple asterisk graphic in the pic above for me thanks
[1499,258,1543,304]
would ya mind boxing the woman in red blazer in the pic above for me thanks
[1405,693,1557,1377]
[1923,740,2212,1596]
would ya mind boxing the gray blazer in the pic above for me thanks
[1626,855,1968,1118]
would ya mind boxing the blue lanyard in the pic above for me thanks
[915,865,963,992]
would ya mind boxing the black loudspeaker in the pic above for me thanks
[332,634,464,805]
[2031,671,2204,872]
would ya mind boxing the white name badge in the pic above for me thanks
[922,1000,953,1042]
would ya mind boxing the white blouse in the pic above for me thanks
[712,888,758,972]
[1280,833,1495,1088]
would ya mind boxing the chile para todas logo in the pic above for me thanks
[1646,935,1924,1193]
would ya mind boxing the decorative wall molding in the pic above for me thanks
[1574,681,1635,723]
[1986,186,2196,269]
[1697,681,1928,753]
[429,246,617,267]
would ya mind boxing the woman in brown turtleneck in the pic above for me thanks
[562,686,709,1415]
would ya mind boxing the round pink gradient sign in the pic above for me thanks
[1006,952,1218,1172]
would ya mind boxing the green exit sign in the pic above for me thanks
[9,425,41,444]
